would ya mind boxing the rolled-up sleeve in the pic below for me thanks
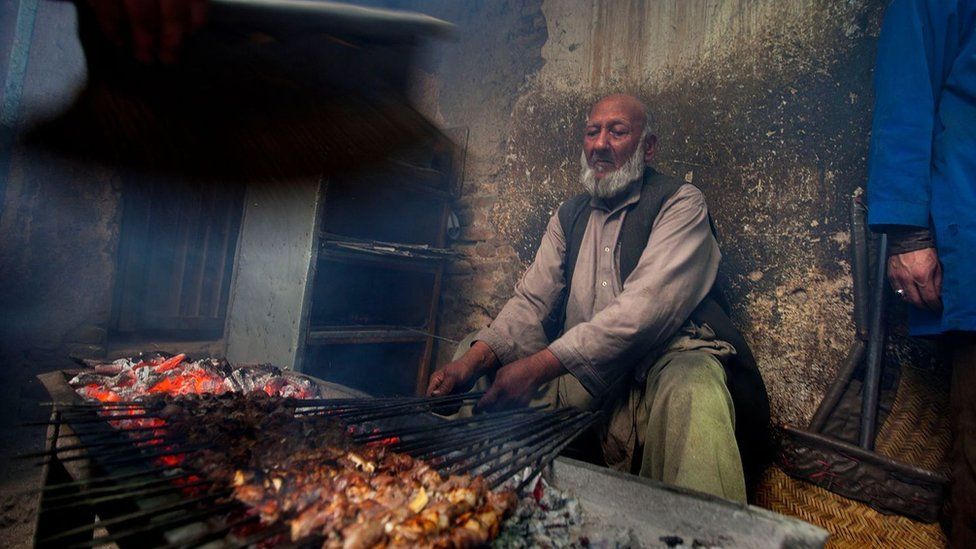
[548,186,720,396]
[473,213,567,364]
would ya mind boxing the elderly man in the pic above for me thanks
[428,94,769,502]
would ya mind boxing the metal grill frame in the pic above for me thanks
[29,370,597,548]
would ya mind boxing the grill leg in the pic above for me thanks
[33,456,96,548]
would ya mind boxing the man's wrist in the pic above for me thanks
[530,349,566,385]
[465,341,500,376]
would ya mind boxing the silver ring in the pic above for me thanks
[895,288,906,297]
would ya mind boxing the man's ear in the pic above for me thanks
[643,135,658,164]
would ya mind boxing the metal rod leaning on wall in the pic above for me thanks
[808,193,871,433]
[858,232,889,450]
[850,195,871,340]
[808,341,866,433]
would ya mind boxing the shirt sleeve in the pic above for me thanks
[473,212,567,365]
[866,0,945,228]
[548,185,720,397]
[886,225,936,255]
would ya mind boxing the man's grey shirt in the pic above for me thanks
[474,177,721,397]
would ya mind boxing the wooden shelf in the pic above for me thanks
[306,328,429,345]
[317,246,446,272]
[386,163,453,199]
[300,126,468,395]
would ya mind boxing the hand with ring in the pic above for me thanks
[887,247,943,311]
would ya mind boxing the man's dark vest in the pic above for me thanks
[548,168,772,488]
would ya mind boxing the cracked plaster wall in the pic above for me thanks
[409,0,923,427]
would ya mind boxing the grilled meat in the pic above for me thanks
[144,393,515,548]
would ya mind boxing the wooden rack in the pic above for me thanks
[300,129,467,396]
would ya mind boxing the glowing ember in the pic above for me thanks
[154,353,187,373]
[78,383,122,402]
[366,436,401,447]
[69,353,320,403]
[64,354,329,541]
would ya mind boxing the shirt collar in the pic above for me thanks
[588,168,649,213]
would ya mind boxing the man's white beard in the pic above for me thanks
[579,145,647,199]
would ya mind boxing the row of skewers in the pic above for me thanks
[27,391,599,548]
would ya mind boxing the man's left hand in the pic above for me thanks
[475,349,566,412]
[888,247,943,311]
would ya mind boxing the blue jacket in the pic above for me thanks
[867,0,976,335]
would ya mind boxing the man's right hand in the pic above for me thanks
[426,341,499,396]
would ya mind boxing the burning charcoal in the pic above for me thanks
[68,371,107,386]
[92,364,124,375]
[226,368,250,393]
[206,357,234,377]
[134,363,162,387]
[70,352,328,402]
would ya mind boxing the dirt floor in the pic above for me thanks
[0,452,45,548]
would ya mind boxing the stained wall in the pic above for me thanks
[407,0,907,427]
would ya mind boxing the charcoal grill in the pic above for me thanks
[29,369,599,547]
[29,369,828,548]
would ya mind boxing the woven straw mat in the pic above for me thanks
[755,364,952,548]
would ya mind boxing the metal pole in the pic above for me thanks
[808,340,865,433]
[858,233,888,450]
[851,195,871,340]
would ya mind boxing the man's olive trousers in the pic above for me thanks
[450,334,746,502]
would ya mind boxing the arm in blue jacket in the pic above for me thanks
[866,0,948,229]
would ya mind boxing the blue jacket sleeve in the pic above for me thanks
[866,0,945,228]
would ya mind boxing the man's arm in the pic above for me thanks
[866,0,941,229]
[471,212,569,364]
[427,210,569,396]
[866,0,950,311]
[548,185,720,397]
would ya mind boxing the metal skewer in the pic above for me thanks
[19,433,169,458]
[69,500,240,549]
[40,472,197,505]
[449,412,587,476]
[33,465,182,493]
[398,409,564,457]
[39,479,216,514]
[24,412,161,426]
[425,410,573,467]
[487,412,600,489]
[37,490,227,544]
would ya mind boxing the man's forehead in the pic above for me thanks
[586,96,645,126]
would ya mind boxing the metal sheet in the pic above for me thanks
[551,458,828,548]
[224,180,323,368]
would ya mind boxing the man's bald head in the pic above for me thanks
[588,94,649,133]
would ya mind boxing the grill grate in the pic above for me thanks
[29,393,598,547]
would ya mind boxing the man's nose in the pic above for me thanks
[593,130,611,151]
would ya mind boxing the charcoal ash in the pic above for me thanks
[494,475,641,549]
